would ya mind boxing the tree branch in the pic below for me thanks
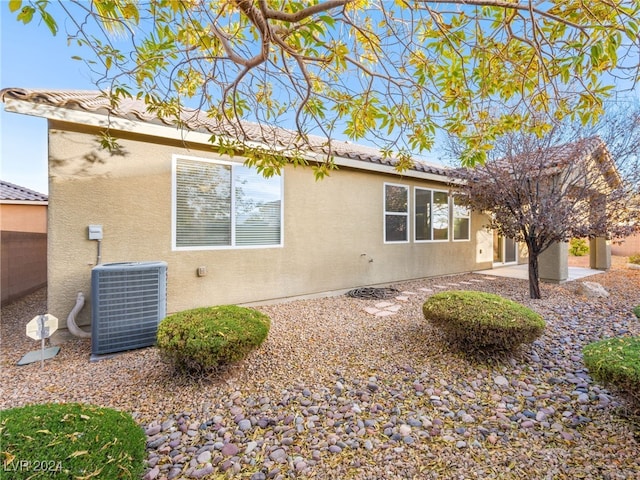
[422,0,586,31]
[261,0,353,23]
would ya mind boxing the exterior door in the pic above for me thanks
[493,232,518,264]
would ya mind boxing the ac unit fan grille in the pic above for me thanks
[91,262,167,356]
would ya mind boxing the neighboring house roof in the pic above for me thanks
[0,87,454,180]
[456,135,620,189]
[0,180,48,203]
[528,136,619,185]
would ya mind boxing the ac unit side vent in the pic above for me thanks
[91,261,167,356]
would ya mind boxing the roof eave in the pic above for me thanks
[0,199,48,205]
[333,156,461,183]
[3,97,458,184]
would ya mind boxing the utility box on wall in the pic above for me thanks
[91,261,167,357]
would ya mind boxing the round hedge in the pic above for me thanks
[583,336,640,403]
[0,403,145,480]
[157,305,270,373]
[423,290,545,352]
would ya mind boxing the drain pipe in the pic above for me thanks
[67,292,91,338]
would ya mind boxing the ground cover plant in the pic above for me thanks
[423,290,545,352]
[157,305,270,374]
[629,253,640,265]
[583,336,640,405]
[0,403,145,479]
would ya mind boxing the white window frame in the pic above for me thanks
[172,154,284,251]
[383,182,410,244]
[414,187,450,243]
[452,193,471,242]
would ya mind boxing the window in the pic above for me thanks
[415,188,449,241]
[453,194,470,241]
[384,183,409,242]
[173,156,282,249]
[414,189,432,240]
[433,191,449,240]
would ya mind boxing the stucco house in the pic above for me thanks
[468,135,621,282]
[0,180,48,304]
[1,88,501,329]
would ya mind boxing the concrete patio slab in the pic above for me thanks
[475,264,604,282]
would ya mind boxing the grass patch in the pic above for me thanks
[157,305,270,374]
[0,403,145,479]
[629,253,640,265]
[423,290,545,353]
[583,336,640,405]
[634,305,640,319]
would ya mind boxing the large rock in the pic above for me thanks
[578,281,609,298]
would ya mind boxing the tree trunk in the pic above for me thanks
[528,251,541,299]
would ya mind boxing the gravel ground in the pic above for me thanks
[1,258,639,479]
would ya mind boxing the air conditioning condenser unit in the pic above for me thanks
[91,261,167,357]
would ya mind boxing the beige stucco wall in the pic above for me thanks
[47,121,492,328]
[590,237,611,270]
[538,241,569,283]
[0,203,47,233]
[611,234,640,257]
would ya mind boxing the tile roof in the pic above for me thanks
[454,135,619,187]
[0,180,48,202]
[0,87,452,178]
[542,136,619,185]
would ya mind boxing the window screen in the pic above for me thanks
[174,157,282,249]
[384,184,409,242]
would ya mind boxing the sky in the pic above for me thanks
[0,2,96,194]
[1,3,638,196]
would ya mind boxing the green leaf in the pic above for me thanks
[16,6,35,24]
[319,14,335,28]
[122,4,140,23]
[40,10,58,36]
[8,0,22,13]
[590,43,602,66]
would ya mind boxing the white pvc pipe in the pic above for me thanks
[67,292,91,338]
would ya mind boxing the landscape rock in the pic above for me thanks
[2,261,639,480]
[577,281,609,298]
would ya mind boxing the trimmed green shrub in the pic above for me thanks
[569,238,589,256]
[422,291,545,352]
[629,253,640,265]
[634,305,640,319]
[583,336,640,403]
[157,305,270,373]
[0,403,145,479]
